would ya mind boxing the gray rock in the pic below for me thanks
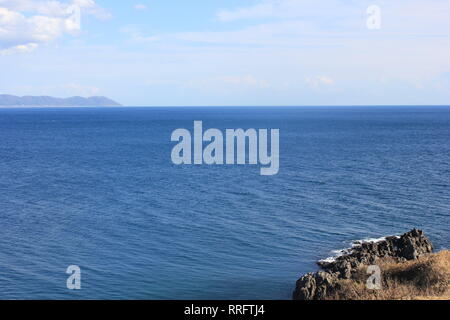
[316,229,433,278]
[292,271,339,300]
[293,229,434,300]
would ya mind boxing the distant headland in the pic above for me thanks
[0,94,121,107]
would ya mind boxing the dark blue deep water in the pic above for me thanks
[0,106,449,299]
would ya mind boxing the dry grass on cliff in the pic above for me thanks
[327,250,450,300]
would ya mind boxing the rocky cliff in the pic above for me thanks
[293,229,435,300]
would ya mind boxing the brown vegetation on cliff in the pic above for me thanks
[326,250,449,300]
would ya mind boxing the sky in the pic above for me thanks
[0,0,450,106]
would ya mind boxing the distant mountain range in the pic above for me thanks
[0,95,121,107]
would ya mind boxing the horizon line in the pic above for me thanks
[1,104,450,109]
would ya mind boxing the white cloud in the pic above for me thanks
[0,0,110,18]
[138,20,333,48]
[134,4,147,11]
[185,75,270,92]
[431,72,450,92]
[218,75,269,88]
[0,7,73,50]
[120,25,159,43]
[306,76,334,88]
[217,1,275,22]
[0,0,111,53]
[216,0,450,35]
[0,42,38,55]
[115,0,450,105]
[74,0,112,20]
[216,0,352,22]
[135,0,449,49]
[0,0,68,15]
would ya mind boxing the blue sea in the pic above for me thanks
[0,106,449,299]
